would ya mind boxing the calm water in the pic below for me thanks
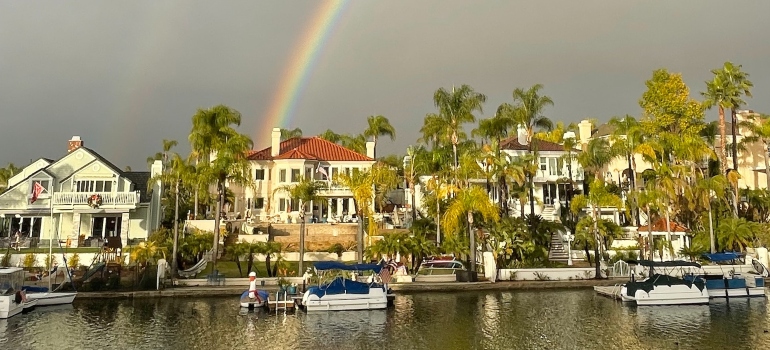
[1,289,769,350]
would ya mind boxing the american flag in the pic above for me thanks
[380,261,396,284]
[30,182,45,204]
[316,165,328,179]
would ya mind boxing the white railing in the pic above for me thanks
[53,192,140,206]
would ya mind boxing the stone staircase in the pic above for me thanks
[548,231,570,263]
[541,206,558,221]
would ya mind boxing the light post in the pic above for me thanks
[562,230,575,266]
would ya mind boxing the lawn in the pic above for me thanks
[198,260,303,278]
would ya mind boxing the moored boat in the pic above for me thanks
[685,252,767,298]
[0,267,27,319]
[620,260,709,306]
[300,261,388,312]
[414,256,465,283]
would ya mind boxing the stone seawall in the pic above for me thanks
[256,223,358,251]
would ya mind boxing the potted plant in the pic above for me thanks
[288,282,297,295]
[277,277,289,294]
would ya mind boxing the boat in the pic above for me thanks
[239,272,269,309]
[22,286,77,306]
[684,252,767,298]
[619,260,709,306]
[414,255,466,282]
[300,261,388,312]
[0,267,28,319]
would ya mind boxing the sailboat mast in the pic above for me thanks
[48,194,53,291]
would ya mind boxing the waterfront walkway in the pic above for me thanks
[75,279,623,299]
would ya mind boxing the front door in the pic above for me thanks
[91,216,121,239]
[542,184,557,205]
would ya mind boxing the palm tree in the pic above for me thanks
[273,179,328,274]
[364,115,396,158]
[0,163,21,191]
[718,62,753,172]
[189,104,254,273]
[608,115,643,225]
[340,134,367,154]
[690,174,727,253]
[570,180,623,278]
[534,121,577,144]
[146,139,179,166]
[318,129,343,143]
[432,85,487,175]
[280,127,303,140]
[717,218,756,252]
[501,84,554,217]
[335,165,398,262]
[442,186,499,280]
[702,74,731,178]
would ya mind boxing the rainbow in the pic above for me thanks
[257,0,350,146]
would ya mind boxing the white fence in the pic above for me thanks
[499,267,597,281]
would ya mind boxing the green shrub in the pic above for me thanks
[68,253,80,268]
[23,253,38,269]
[0,254,10,267]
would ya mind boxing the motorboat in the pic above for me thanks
[619,260,709,306]
[239,272,269,309]
[0,267,27,319]
[684,252,767,298]
[22,286,77,306]
[414,255,465,282]
[300,261,388,312]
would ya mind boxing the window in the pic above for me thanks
[305,168,312,181]
[91,216,121,239]
[255,198,264,209]
[291,169,301,182]
[290,200,299,212]
[255,169,265,180]
[247,198,251,209]
[76,180,113,193]
[10,216,42,238]
[279,198,287,211]
[29,180,50,198]
[539,157,547,172]
[279,169,287,183]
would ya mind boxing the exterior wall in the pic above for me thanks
[128,207,150,240]
[6,159,51,188]
[269,223,357,251]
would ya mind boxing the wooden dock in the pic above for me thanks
[594,285,623,300]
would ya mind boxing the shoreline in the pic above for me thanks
[73,278,624,299]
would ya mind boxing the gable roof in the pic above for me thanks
[638,219,690,233]
[591,123,616,138]
[248,137,373,162]
[500,137,570,152]
[0,168,55,196]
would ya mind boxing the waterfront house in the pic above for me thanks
[229,127,376,223]
[0,136,163,248]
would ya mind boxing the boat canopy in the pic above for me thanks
[702,252,743,262]
[313,261,382,273]
[626,260,702,268]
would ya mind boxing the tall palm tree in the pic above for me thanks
[418,113,449,148]
[534,121,577,144]
[189,104,254,273]
[146,139,179,166]
[432,85,487,175]
[280,127,303,140]
[442,186,499,280]
[364,115,396,158]
[500,84,554,217]
[702,75,731,177]
[690,174,727,253]
[718,62,753,172]
[273,179,328,274]
[340,134,367,154]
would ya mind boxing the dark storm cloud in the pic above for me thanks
[1,0,769,169]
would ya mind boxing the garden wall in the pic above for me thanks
[499,268,597,281]
[268,223,357,251]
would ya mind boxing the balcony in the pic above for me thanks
[532,169,585,183]
[53,192,140,207]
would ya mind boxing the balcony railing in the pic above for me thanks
[53,192,140,206]
[532,169,585,182]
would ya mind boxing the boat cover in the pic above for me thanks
[239,290,269,301]
[626,260,701,268]
[703,252,743,262]
[625,274,705,297]
[307,277,370,298]
[313,261,382,273]
[22,286,49,293]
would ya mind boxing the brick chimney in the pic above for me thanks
[68,136,83,153]
[271,128,281,157]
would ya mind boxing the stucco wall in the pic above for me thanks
[269,223,357,251]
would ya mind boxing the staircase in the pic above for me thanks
[541,206,558,221]
[548,231,570,263]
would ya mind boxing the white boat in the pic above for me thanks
[620,260,710,306]
[24,289,78,306]
[300,261,388,312]
[687,252,767,298]
[0,267,28,319]
[414,256,465,283]
[22,298,38,312]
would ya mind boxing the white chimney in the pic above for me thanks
[271,128,281,157]
[517,125,528,146]
[578,119,593,144]
[366,141,375,158]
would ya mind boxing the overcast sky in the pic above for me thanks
[1,0,769,170]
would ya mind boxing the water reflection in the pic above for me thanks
[0,291,768,350]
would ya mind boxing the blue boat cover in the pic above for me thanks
[703,252,743,262]
[313,261,382,273]
[307,277,370,298]
[240,290,269,301]
[22,286,49,293]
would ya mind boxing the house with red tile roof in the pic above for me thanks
[235,128,376,223]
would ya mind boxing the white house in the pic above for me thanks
[0,136,163,248]
[230,127,376,223]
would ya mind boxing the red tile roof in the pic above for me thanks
[248,137,373,162]
[500,137,570,152]
[638,219,690,233]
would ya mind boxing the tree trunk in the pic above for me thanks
[528,145,536,218]
[212,182,223,273]
[593,206,602,279]
[731,109,739,173]
[247,246,255,274]
[298,200,306,275]
[193,190,199,219]
[664,208,673,259]
[356,208,364,264]
[410,186,417,223]
[467,211,476,282]
[647,207,653,260]
[265,254,273,277]
[498,175,509,216]
[765,141,770,189]
[436,196,441,245]
[718,106,728,177]
[171,180,180,279]
[708,204,715,254]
